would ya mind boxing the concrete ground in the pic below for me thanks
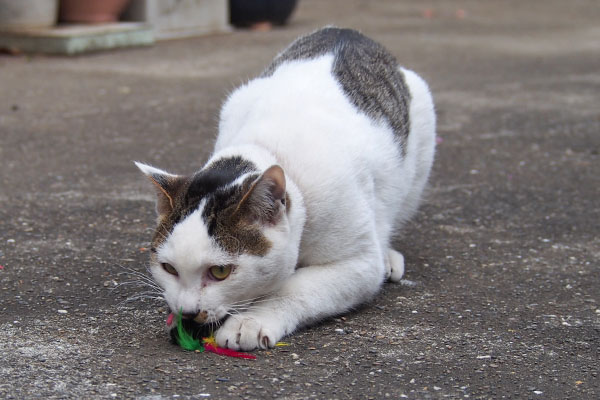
[1,0,598,398]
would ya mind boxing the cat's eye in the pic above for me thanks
[208,265,233,281]
[161,263,178,276]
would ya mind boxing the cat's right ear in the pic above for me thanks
[135,162,182,216]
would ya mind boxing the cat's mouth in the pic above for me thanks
[167,313,228,343]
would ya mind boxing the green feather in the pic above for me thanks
[175,309,204,352]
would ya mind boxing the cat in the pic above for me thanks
[136,27,436,351]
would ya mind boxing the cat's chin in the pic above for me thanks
[169,316,227,344]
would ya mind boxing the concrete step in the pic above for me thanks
[0,22,154,55]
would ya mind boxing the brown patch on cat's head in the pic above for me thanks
[202,165,288,257]
[138,156,289,256]
[201,174,272,256]
[138,159,288,258]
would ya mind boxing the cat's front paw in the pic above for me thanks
[216,314,284,351]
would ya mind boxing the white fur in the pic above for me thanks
[134,162,176,179]
[151,55,436,350]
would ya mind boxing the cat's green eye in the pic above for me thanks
[209,265,233,281]
[161,263,178,276]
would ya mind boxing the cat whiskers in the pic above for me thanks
[114,268,162,293]
[113,263,166,307]
[117,292,165,307]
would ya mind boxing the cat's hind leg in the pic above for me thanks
[385,248,405,282]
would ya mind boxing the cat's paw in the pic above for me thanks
[385,249,405,282]
[215,314,283,351]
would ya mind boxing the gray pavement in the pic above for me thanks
[1,0,598,398]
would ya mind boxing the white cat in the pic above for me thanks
[136,27,435,351]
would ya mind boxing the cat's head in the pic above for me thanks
[135,157,297,327]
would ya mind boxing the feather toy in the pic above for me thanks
[170,310,256,359]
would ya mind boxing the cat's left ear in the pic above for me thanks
[237,165,287,225]
[135,162,183,216]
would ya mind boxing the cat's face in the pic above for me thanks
[136,159,296,325]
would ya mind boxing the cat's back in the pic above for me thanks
[262,27,411,144]
[217,27,412,155]
[215,28,435,264]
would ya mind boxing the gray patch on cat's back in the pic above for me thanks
[262,28,341,76]
[263,27,411,151]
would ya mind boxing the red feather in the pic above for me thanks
[204,343,257,360]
